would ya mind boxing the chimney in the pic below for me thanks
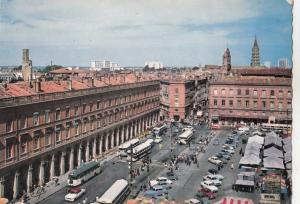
[67,79,72,90]
[33,79,42,92]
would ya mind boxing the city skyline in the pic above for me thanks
[0,0,292,67]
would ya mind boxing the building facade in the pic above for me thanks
[208,72,292,126]
[0,79,160,199]
[160,78,207,122]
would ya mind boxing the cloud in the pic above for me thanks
[0,0,292,66]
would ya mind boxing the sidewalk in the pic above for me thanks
[28,153,117,204]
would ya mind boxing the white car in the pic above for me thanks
[208,156,223,165]
[65,188,86,202]
[203,176,222,186]
[184,198,201,204]
[224,149,235,154]
[203,174,224,181]
[150,177,172,187]
[154,137,163,144]
[200,181,218,193]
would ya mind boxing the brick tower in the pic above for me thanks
[251,36,260,67]
[22,49,33,82]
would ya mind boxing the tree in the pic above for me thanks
[40,65,62,73]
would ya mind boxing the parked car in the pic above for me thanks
[203,174,224,181]
[65,188,86,202]
[224,149,235,154]
[200,181,218,193]
[208,156,223,165]
[216,153,223,159]
[196,188,216,200]
[207,169,218,175]
[184,198,202,204]
[166,172,178,180]
[144,185,168,198]
[223,155,231,160]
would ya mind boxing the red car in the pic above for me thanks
[197,188,216,200]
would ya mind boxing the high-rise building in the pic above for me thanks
[145,61,163,69]
[222,48,231,72]
[22,49,32,82]
[278,58,289,68]
[250,36,260,67]
[264,61,271,68]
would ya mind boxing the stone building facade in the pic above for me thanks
[0,79,160,199]
[208,69,292,126]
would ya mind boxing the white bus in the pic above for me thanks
[96,179,130,204]
[118,139,140,157]
[262,123,292,131]
[153,124,168,136]
[127,141,152,162]
[68,161,101,186]
[178,128,193,145]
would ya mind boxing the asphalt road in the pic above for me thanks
[41,124,208,204]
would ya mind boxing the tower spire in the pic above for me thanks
[251,35,260,67]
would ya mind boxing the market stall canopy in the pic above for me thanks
[263,156,285,169]
[239,154,261,166]
[213,197,254,204]
[282,137,291,146]
[264,135,282,149]
[248,135,264,145]
[263,147,283,158]
[283,143,291,154]
[284,152,292,163]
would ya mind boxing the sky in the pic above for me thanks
[0,0,292,67]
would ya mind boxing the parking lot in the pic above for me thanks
[139,125,261,203]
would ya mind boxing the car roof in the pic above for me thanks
[68,188,81,193]
[157,177,167,180]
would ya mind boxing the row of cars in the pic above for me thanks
[143,176,174,199]
[185,132,240,203]
[184,169,225,204]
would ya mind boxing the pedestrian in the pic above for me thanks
[218,165,221,171]
[239,148,242,155]
[231,162,234,170]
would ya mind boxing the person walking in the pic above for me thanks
[231,162,234,170]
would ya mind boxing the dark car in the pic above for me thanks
[223,155,231,160]
[208,169,218,175]
[216,153,223,159]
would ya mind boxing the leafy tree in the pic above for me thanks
[41,65,62,73]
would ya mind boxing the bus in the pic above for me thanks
[127,141,152,162]
[153,124,168,136]
[178,128,193,145]
[95,179,130,204]
[118,138,140,157]
[68,161,101,186]
[262,123,292,131]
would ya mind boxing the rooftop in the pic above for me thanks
[210,76,292,86]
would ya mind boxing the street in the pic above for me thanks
[40,124,262,204]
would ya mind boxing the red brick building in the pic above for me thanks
[0,73,160,199]
[208,68,292,126]
[160,77,207,122]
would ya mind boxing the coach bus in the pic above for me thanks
[95,179,130,204]
[178,128,193,145]
[68,161,101,186]
[118,138,140,157]
[127,141,152,162]
[153,124,168,136]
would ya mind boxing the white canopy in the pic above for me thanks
[263,147,283,158]
[283,143,292,153]
[248,135,264,145]
[282,137,292,146]
[239,154,261,166]
[264,134,282,148]
[263,156,285,169]
[284,152,292,163]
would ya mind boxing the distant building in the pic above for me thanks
[145,61,163,69]
[22,49,33,82]
[90,60,123,71]
[278,58,289,68]
[250,36,260,67]
[264,61,271,68]
[222,48,231,72]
